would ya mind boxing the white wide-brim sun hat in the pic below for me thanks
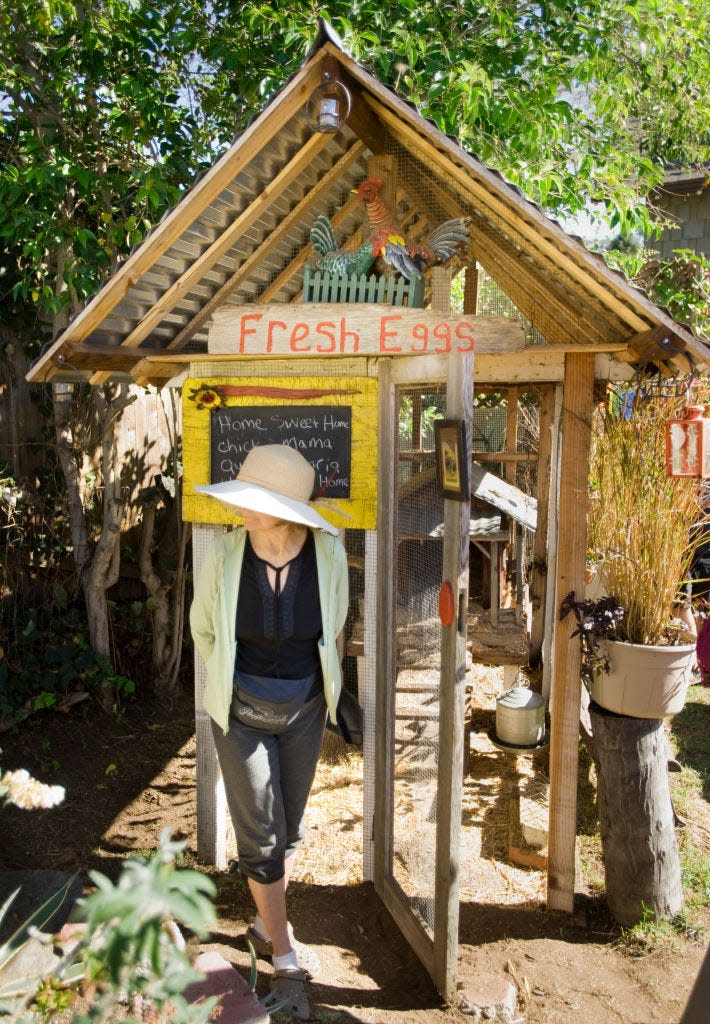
[195,443,339,535]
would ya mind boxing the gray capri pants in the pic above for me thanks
[211,690,327,884]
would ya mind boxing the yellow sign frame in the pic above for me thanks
[182,374,378,529]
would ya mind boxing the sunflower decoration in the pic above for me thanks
[188,384,225,410]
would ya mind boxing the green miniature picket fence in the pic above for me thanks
[302,265,425,307]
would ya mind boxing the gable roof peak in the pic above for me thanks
[304,17,349,62]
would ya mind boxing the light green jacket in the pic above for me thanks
[190,527,349,734]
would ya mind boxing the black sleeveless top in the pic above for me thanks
[235,531,322,679]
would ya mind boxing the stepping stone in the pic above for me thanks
[184,951,270,1024]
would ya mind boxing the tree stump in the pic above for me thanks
[588,702,683,926]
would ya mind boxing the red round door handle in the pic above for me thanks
[439,581,455,627]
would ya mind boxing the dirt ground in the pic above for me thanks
[2,678,709,1024]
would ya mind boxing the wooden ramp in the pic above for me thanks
[468,605,530,668]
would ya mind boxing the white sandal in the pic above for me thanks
[269,967,311,1020]
[244,924,321,977]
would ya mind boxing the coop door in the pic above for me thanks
[373,372,469,1001]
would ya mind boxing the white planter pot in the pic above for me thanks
[591,639,694,719]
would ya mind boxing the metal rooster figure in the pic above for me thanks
[310,177,470,282]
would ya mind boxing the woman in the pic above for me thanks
[190,444,348,1019]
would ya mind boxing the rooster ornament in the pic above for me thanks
[309,214,376,277]
[355,177,470,280]
[309,178,470,282]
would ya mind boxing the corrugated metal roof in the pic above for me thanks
[27,21,710,386]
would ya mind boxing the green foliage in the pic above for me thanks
[0,831,218,1023]
[215,0,709,233]
[0,462,71,567]
[0,0,214,323]
[398,392,444,444]
[603,246,652,280]
[617,904,700,956]
[1,0,708,334]
[559,592,627,688]
[681,847,710,909]
[0,460,154,720]
[0,604,135,725]
[81,831,215,986]
[636,250,710,339]
[605,248,710,339]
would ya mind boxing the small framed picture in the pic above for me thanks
[434,419,469,501]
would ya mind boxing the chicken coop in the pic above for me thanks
[27,20,710,1002]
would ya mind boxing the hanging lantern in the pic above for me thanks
[665,403,710,478]
[308,60,351,133]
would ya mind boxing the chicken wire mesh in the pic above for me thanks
[390,374,542,934]
[390,386,449,934]
[476,267,546,346]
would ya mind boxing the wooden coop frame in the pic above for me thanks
[26,18,710,1003]
[183,266,512,994]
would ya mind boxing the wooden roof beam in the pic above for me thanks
[133,189,369,371]
[116,131,334,353]
[407,139,633,343]
[342,74,388,154]
[162,140,366,351]
[132,361,186,386]
[411,157,627,339]
[64,342,169,368]
[624,325,690,364]
[465,215,615,347]
[364,93,652,334]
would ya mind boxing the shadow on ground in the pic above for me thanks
[0,685,196,878]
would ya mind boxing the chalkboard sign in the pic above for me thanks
[210,405,352,498]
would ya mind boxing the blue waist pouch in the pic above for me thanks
[231,670,320,731]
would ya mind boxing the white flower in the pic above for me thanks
[1,769,65,810]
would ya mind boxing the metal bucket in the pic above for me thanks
[495,687,546,747]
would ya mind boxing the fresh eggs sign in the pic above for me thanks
[208,303,480,357]
[182,375,378,529]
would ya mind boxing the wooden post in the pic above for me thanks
[373,358,397,892]
[433,266,472,1000]
[193,522,229,868]
[367,154,397,213]
[361,528,378,881]
[505,387,518,486]
[541,384,563,701]
[505,388,520,621]
[547,353,594,912]
[589,705,683,926]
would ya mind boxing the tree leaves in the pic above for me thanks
[0,0,708,330]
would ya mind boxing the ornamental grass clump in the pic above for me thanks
[588,385,702,647]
